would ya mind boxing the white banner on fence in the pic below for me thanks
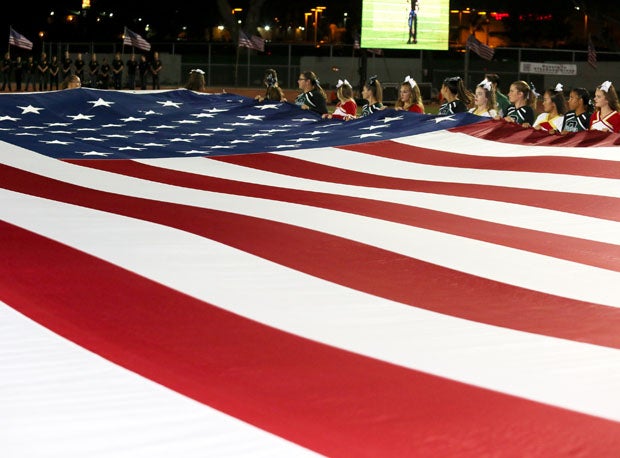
[520,62,577,75]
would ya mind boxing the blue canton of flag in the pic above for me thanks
[0,88,484,160]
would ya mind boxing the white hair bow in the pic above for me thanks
[601,80,612,92]
[531,84,540,98]
[554,83,563,92]
[478,78,492,91]
[190,69,205,75]
[336,79,351,88]
[404,75,417,88]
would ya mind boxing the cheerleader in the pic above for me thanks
[323,79,357,120]
[438,76,473,115]
[589,80,620,133]
[502,80,537,127]
[256,68,286,102]
[533,84,566,134]
[394,75,424,113]
[360,75,385,117]
[561,87,592,134]
[296,70,328,115]
[469,79,498,118]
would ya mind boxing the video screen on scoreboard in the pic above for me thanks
[361,0,450,50]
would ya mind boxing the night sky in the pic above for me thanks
[2,0,617,47]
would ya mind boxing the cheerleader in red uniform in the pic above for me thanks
[589,80,620,133]
[323,79,357,120]
[394,75,425,113]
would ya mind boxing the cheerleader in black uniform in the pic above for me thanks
[360,75,385,117]
[438,76,473,115]
[561,87,592,134]
[503,80,537,127]
[295,70,328,115]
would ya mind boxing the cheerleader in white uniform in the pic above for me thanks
[533,83,566,134]
[589,80,620,133]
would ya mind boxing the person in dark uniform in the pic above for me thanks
[49,55,60,91]
[407,0,419,44]
[99,57,111,89]
[61,50,73,82]
[125,54,138,90]
[138,54,149,90]
[1,52,12,91]
[88,53,100,88]
[149,51,162,90]
[74,52,85,83]
[23,55,36,91]
[13,56,23,92]
[111,52,124,90]
[37,52,50,91]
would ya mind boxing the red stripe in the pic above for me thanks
[452,119,620,147]
[210,153,620,222]
[3,221,620,457]
[4,163,620,349]
[67,159,620,273]
[338,137,620,179]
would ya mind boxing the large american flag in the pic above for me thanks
[2,88,620,457]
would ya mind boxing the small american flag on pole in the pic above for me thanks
[588,35,597,69]
[238,30,265,52]
[123,27,151,52]
[8,27,33,50]
[466,33,495,61]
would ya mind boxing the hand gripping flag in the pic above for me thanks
[466,33,495,61]
[2,88,620,457]
[123,27,151,51]
[8,27,33,50]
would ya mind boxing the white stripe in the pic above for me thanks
[138,157,620,247]
[277,147,620,198]
[396,129,620,160]
[3,191,620,423]
[2,148,620,306]
[0,302,320,458]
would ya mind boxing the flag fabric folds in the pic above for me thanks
[588,35,598,69]
[8,26,33,50]
[238,30,265,52]
[466,33,494,61]
[123,26,151,51]
[2,88,620,457]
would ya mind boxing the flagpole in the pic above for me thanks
[234,43,240,87]
[464,38,470,88]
